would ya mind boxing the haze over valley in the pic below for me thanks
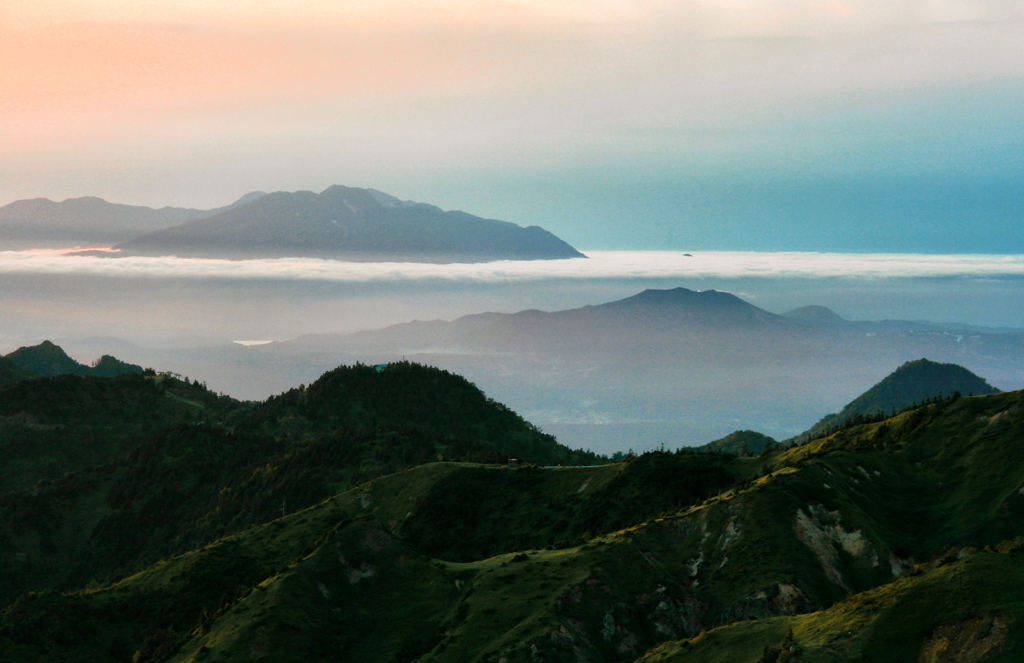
[4,1,1024,660]
[3,217,1024,451]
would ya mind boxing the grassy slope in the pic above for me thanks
[399,451,749,561]
[639,550,1024,663]
[4,389,1024,663]
[0,362,605,606]
[0,455,768,663]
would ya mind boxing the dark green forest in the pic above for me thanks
[4,345,1024,663]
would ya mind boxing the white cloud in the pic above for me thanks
[1,250,1023,283]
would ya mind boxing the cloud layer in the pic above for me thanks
[2,250,1023,283]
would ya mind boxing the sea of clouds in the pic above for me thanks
[2,250,1023,283]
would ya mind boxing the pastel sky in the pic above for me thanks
[3,0,1023,252]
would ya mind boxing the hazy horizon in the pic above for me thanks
[4,0,1023,450]
[4,1,1023,253]
[3,249,1024,353]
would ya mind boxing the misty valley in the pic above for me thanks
[2,188,1024,663]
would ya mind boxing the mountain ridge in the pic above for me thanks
[4,340,143,378]
[0,192,265,248]
[112,185,585,262]
[4,381,1024,662]
[795,357,1000,443]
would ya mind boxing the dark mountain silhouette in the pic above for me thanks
[321,287,793,355]
[795,358,1000,442]
[252,287,1022,451]
[0,360,599,604]
[699,429,778,455]
[0,192,265,248]
[783,304,846,324]
[5,340,87,376]
[0,356,36,388]
[4,340,143,378]
[112,185,585,262]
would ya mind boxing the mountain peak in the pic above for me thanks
[797,358,999,442]
[4,341,142,378]
[228,191,268,207]
[616,287,747,307]
[5,340,86,377]
[113,185,585,262]
[783,305,846,323]
[594,287,786,329]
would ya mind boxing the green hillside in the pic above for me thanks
[796,358,999,443]
[0,356,36,388]
[247,361,598,465]
[4,340,89,376]
[0,359,607,607]
[3,357,1024,663]
[0,371,241,494]
[699,430,778,455]
[3,340,146,378]
[639,548,1024,663]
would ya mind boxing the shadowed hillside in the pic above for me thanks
[0,370,240,494]
[699,430,778,456]
[0,360,603,607]
[4,373,1024,662]
[0,357,36,389]
[4,340,143,378]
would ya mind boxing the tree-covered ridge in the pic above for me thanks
[796,357,999,443]
[4,388,1024,662]
[698,430,779,456]
[250,361,600,466]
[0,357,36,389]
[399,450,749,563]
[0,359,605,608]
[4,351,1024,663]
[0,371,241,494]
[3,340,144,378]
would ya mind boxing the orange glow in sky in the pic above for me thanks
[1,0,1021,210]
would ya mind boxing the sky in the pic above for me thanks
[3,0,1023,252]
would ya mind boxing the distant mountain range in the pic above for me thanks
[301,287,794,356]
[1,185,584,262]
[111,185,584,262]
[255,287,1023,446]
[35,287,1024,451]
[0,192,264,248]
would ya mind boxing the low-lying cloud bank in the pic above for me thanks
[2,250,1023,283]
